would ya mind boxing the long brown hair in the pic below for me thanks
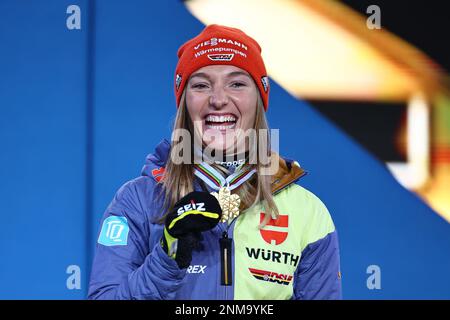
[160,88,278,228]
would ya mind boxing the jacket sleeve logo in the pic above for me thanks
[98,216,129,246]
[151,167,165,182]
[259,213,289,245]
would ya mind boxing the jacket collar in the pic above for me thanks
[270,153,307,194]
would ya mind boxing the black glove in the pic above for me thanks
[161,191,222,269]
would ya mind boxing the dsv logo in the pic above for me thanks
[248,268,293,286]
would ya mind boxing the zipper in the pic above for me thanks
[219,230,232,286]
[218,217,238,300]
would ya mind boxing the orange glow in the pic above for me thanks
[186,0,422,101]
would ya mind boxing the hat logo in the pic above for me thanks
[261,76,269,93]
[208,54,234,61]
[194,38,248,51]
[175,74,182,91]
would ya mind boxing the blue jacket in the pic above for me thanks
[88,140,342,300]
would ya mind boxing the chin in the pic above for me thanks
[200,125,249,156]
[202,136,227,153]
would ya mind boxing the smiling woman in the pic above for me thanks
[88,24,342,300]
[163,63,276,228]
[187,66,258,147]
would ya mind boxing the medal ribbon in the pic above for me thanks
[193,162,256,191]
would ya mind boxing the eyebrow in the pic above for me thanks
[189,71,251,81]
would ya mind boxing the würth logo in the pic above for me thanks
[249,268,293,286]
[260,213,288,245]
[207,54,234,61]
[246,247,299,267]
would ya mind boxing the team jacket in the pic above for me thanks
[88,139,342,300]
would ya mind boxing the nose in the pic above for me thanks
[209,86,229,109]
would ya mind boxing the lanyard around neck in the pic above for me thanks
[193,162,256,191]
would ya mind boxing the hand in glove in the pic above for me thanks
[161,191,222,269]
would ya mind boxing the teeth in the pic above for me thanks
[205,115,236,123]
[206,123,236,130]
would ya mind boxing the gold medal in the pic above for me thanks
[211,187,241,223]
[194,162,254,223]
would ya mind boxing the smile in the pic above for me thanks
[205,114,237,130]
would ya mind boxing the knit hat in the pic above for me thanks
[174,24,269,110]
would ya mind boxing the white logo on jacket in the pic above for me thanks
[98,216,129,246]
[187,265,207,274]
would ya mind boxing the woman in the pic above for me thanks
[88,24,342,300]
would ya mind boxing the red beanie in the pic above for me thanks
[174,24,269,110]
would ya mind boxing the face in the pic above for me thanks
[185,65,258,154]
